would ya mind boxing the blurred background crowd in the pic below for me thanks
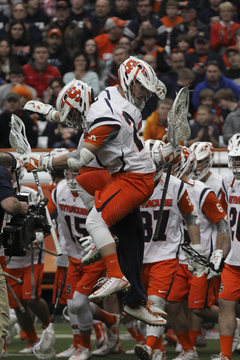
[1,0,240,148]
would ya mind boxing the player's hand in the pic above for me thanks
[32,232,44,247]
[78,235,94,252]
[206,268,221,280]
[156,143,182,165]
[22,154,53,172]
[187,244,206,278]
[19,201,28,215]
[24,101,57,123]
[156,79,167,100]
[209,249,224,271]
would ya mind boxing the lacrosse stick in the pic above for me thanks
[9,114,62,256]
[181,243,224,273]
[30,242,35,299]
[35,246,58,257]
[153,87,191,240]
[6,280,25,313]
[3,272,23,284]
[33,267,68,359]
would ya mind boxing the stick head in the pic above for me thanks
[9,114,31,155]
[167,87,191,147]
[33,323,55,359]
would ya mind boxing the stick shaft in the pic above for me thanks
[6,280,25,313]
[33,172,62,256]
[35,246,58,257]
[30,242,35,299]
[3,272,23,284]
[51,267,68,323]
[153,164,172,240]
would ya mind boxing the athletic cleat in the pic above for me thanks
[165,328,178,346]
[69,345,92,360]
[94,322,107,349]
[148,303,168,319]
[134,344,152,360]
[56,344,78,357]
[6,322,20,343]
[92,314,120,356]
[152,349,167,360]
[172,349,199,360]
[88,276,130,301]
[1,348,8,358]
[175,341,182,352]
[232,320,240,352]
[196,328,207,348]
[204,327,219,339]
[19,340,39,354]
[211,354,229,360]
[123,300,167,326]
[126,347,135,354]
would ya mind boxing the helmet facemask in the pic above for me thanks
[229,156,240,180]
[64,170,79,192]
[129,79,153,111]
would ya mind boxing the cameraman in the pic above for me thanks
[0,152,28,354]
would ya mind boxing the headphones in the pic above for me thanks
[2,152,17,171]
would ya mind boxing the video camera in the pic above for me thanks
[2,192,51,257]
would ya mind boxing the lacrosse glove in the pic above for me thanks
[207,249,224,280]
[24,101,57,123]
[22,153,53,172]
[153,143,182,166]
[187,244,207,278]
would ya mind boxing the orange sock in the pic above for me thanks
[189,330,199,347]
[24,326,39,342]
[126,325,145,344]
[93,321,105,340]
[94,308,117,328]
[42,316,51,329]
[220,335,233,360]
[176,332,194,351]
[146,335,158,350]
[103,254,123,278]
[153,336,165,352]
[80,333,91,350]
[73,334,82,347]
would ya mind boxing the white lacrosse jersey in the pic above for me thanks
[6,185,45,269]
[205,172,223,200]
[179,179,225,264]
[221,174,240,266]
[141,173,194,263]
[85,86,155,175]
[50,180,87,260]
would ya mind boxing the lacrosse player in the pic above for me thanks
[135,141,202,360]
[22,56,182,326]
[214,137,240,360]
[47,166,122,360]
[165,146,230,360]
[4,158,51,354]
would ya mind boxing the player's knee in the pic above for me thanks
[86,207,108,234]
[72,291,89,314]
[192,308,202,317]
[67,299,76,315]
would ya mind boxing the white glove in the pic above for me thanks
[32,232,44,247]
[187,244,206,278]
[153,143,182,166]
[209,249,224,271]
[24,100,57,123]
[207,268,221,280]
[22,153,53,172]
[156,79,167,100]
[78,235,94,253]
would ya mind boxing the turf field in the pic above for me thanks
[5,316,240,360]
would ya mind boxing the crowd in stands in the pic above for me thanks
[1,0,240,148]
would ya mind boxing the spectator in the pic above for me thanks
[218,90,240,144]
[46,27,72,76]
[84,38,106,79]
[210,1,240,55]
[23,41,61,100]
[143,98,173,141]
[109,0,138,20]
[137,27,169,73]
[9,3,42,44]
[100,45,130,89]
[0,92,38,148]
[123,0,167,52]
[118,36,133,54]
[63,51,100,96]
[197,0,223,26]
[84,0,111,39]
[198,88,223,132]
[160,0,182,54]
[224,46,240,86]
[214,88,239,123]
[176,67,195,88]
[43,1,82,57]
[0,65,37,109]
[94,17,126,63]
[192,60,240,108]
[39,0,57,19]
[6,21,32,65]
[0,38,20,81]
[47,123,81,148]
[176,33,194,54]
[170,1,208,50]
[25,0,50,31]
[163,49,185,83]
[185,31,226,82]
[187,104,220,147]
[11,84,33,109]
[69,0,91,30]
[43,77,65,107]
[0,9,9,39]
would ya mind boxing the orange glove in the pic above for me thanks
[22,154,53,172]
[153,143,182,165]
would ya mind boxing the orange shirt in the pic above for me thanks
[143,109,167,141]
[94,33,118,62]
[161,15,183,29]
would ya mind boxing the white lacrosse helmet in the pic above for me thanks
[229,138,240,179]
[190,142,214,180]
[56,79,94,130]
[64,169,79,192]
[118,56,164,111]
[144,139,166,176]
[172,147,196,179]
[228,133,240,152]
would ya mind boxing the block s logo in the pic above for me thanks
[219,283,224,294]
[66,285,72,295]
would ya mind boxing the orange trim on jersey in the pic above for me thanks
[161,15,183,28]
[202,192,225,224]
[84,125,120,148]
[178,189,194,215]
[220,189,228,212]
[47,195,56,215]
